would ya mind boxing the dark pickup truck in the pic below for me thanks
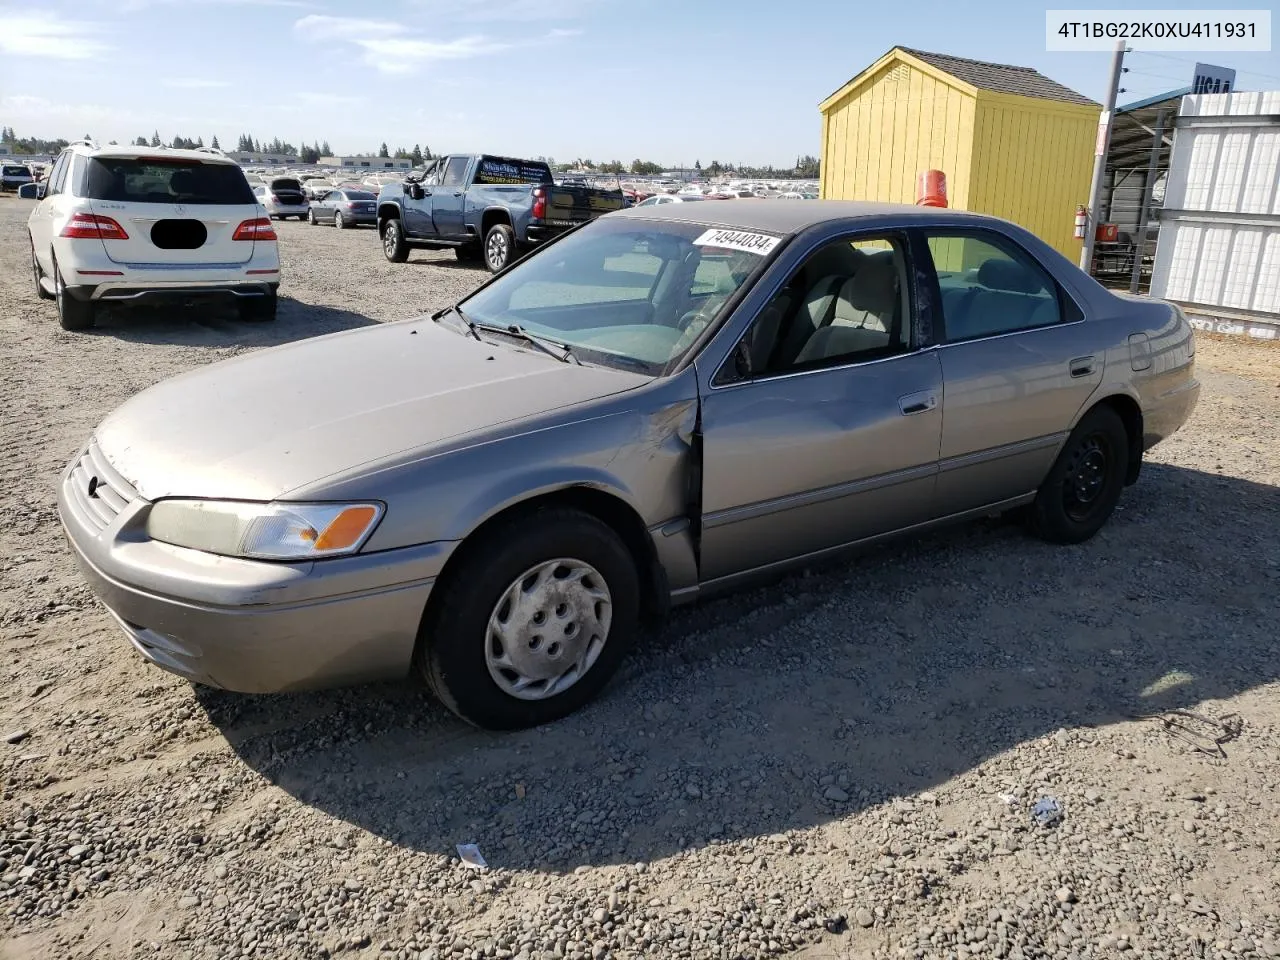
[376,154,626,272]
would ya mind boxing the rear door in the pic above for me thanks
[920,229,1105,514]
[81,156,261,265]
[430,156,472,238]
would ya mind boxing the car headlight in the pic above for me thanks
[146,500,383,560]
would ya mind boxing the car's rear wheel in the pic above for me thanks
[238,290,277,322]
[417,508,639,730]
[32,242,53,300]
[308,208,317,225]
[381,218,408,262]
[1029,405,1129,544]
[483,222,517,273]
[334,210,346,230]
[54,262,95,331]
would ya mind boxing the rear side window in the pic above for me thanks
[925,232,1066,342]
[474,156,553,185]
[80,158,255,205]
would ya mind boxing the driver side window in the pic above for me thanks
[441,157,468,187]
[423,161,442,186]
[731,234,913,379]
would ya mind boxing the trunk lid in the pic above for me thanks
[81,155,261,266]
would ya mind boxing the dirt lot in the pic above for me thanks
[1,195,1278,960]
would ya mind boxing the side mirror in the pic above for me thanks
[18,183,41,200]
[407,183,425,200]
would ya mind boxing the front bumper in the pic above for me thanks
[57,444,453,693]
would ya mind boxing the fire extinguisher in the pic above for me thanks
[1074,204,1088,240]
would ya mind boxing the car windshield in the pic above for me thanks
[456,217,780,374]
[81,158,255,204]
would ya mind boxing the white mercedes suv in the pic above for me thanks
[25,141,280,330]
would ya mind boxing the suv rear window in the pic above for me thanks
[3,165,31,176]
[474,157,553,185]
[80,158,255,205]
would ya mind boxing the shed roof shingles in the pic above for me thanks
[826,47,1099,108]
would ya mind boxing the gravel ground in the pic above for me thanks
[2,195,1278,960]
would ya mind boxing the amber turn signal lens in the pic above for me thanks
[313,505,380,551]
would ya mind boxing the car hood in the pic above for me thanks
[95,319,650,502]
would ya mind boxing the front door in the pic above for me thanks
[697,233,944,582]
[920,229,1106,515]
[430,156,471,238]
[402,161,440,237]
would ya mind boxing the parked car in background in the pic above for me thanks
[56,200,1199,729]
[253,177,309,220]
[308,188,377,228]
[2,163,35,192]
[635,194,706,206]
[377,153,626,272]
[25,142,278,330]
[302,177,333,200]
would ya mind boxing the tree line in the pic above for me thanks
[549,155,820,178]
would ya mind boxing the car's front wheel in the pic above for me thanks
[1029,404,1129,544]
[32,242,53,300]
[381,218,409,262]
[483,222,517,273]
[418,508,639,730]
[54,262,95,331]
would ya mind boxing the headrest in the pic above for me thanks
[169,170,197,195]
[977,257,1044,294]
[804,242,867,282]
[846,251,899,315]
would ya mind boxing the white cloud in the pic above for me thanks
[293,15,398,40]
[117,0,310,9]
[163,78,233,89]
[410,0,598,21]
[353,36,512,74]
[0,14,109,60]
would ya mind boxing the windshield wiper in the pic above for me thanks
[434,304,482,340]
[474,322,580,365]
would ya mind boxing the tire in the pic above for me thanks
[32,242,53,300]
[381,218,408,263]
[238,290,277,322]
[308,208,318,224]
[418,508,640,730]
[54,262,95,331]
[334,210,346,230]
[1028,405,1129,544]
[483,222,517,273]
[455,243,483,263]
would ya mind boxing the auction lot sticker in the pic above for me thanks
[693,229,781,256]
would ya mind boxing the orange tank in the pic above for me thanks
[916,169,947,207]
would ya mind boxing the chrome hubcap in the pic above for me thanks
[486,232,508,269]
[485,558,612,701]
[335,212,343,227]
[383,225,396,254]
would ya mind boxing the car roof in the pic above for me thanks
[610,199,974,234]
[68,143,240,166]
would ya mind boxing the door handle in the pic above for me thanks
[899,392,938,416]
[452,191,463,197]
[1069,356,1097,378]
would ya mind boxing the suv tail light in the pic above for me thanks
[60,213,129,240]
[233,218,277,241]
[532,186,546,220]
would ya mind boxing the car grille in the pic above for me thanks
[67,440,139,532]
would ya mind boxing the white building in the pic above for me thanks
[320,155,412,170]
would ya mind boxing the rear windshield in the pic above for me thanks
[343,190,376,200]
[80,158,255,204]
[474,157,553,186]
[270,178,302,191]
[3,165,31,176]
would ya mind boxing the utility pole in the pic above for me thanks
[1081,39,1127,273]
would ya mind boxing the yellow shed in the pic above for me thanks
[819,46,1101,258]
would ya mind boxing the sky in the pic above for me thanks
[2,0,1279,166]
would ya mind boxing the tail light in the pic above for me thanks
[233,218,277,241]
[532,186,546,220]
[60,213,129,240]
[345,202,356,209]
